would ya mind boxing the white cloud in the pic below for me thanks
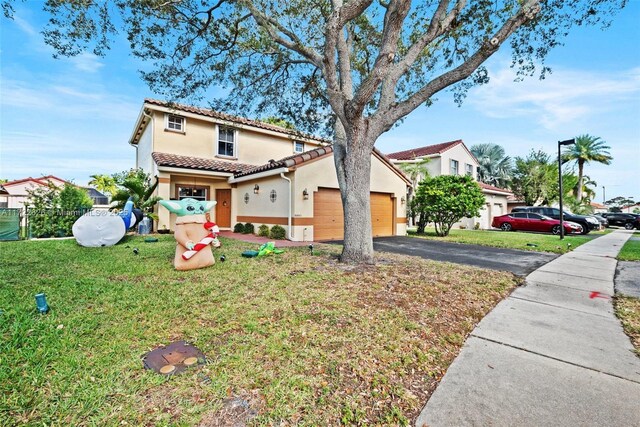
[12,15,37,37]
[470,64,640,131]
[0,77,140,121]
[67,52,105,73]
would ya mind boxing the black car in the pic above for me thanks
[601,212,640,230]
[511,206,600,234]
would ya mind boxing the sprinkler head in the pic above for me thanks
[133,247,139,255]
[220,255,226,262]
[308,244,314,254]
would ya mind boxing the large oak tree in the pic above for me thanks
[4,0,626,263]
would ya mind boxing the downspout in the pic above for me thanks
[280,173,293,240]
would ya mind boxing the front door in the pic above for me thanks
[215,189,231,228]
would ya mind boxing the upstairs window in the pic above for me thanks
[165,114,185,132]
[465,163,473,177]
[450,159,459,175]
[217,127,235,157]
[294,141,304,153]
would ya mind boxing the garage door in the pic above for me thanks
[313,188,394,241]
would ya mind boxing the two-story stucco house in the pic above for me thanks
[386,140,513,229]
[129,99,410,241]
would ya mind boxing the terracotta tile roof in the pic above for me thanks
[590,202,606,209]
[234,145,412,185]
[152,152,257,174]
[386,140,463,160]
[477,181,513,195]
[234,146,334,177]
[145,99,330,143]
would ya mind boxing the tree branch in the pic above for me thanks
[382,0,540,131]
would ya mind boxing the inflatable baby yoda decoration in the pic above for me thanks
[159,198,220,271]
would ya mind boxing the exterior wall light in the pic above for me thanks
[401,196,406,205]
[303,188,309,200]
[253,184,260,194]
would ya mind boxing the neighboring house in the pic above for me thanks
[590,202,608,213]
[0,175,109,215]
[0,176,69,211]
[129,99,410,241]
[621,203,640,214]
[386,140,512,230]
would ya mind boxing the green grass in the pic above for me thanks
[407,228,606,254]
[618,239,640,261]
[0,235,519,426]
[615,296,640,356]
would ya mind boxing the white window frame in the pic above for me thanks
[450,159,459,175]
[465,163,473,177]
[294,141,304,153]
[217,126,236,158]
[165,114,185,133]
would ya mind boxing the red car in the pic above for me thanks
[492,212,583,235]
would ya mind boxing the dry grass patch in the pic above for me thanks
[615,296,640,356]
[0,236,519,425]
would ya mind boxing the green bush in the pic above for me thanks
[233,223,245,233]
[257,224,270,237]
[270,225,286,240]
[243,222,255,234]
[26,182,92,238]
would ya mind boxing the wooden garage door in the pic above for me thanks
[313,188,394,241]
[370,192,394,237]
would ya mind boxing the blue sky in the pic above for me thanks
[1,2,639,204]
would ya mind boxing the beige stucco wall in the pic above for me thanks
[148,111,323,167]
[438,144,478,178]
[136,120,154,174]
[235,174,291,226]
[289,154,408,241]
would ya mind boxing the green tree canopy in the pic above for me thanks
[412,175,485,236]
[470,143,513,188]
[110,169,162,221]
[562,135,612,202]
[511,149,558,206]
[8,0,626,262]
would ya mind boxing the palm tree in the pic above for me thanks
[110,174,162,221]
[397,158,430,226]
[562,135,612,202]
[88,174,117,197]
[470,143,513,188]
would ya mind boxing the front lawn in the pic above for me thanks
[618,239,640,261]
[408,228,603,254]
[0,236,519,426]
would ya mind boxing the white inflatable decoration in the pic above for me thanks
[73,198,142,247]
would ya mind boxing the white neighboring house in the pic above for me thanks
[386,140,513,230]
[0,176,110,224]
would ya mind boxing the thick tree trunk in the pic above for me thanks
[333,126,375,264]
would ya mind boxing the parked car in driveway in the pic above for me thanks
[511,206,599,234]
[492,212,583,235]
[601,212,640,229]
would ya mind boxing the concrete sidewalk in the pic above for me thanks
[416,229,640,426]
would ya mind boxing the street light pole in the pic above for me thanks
[602,186,606,205]
[558,138,576,240]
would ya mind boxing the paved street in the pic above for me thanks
[372,236,557,276]
[415,229,640,427]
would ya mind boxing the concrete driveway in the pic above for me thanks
[372,236,557,276]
